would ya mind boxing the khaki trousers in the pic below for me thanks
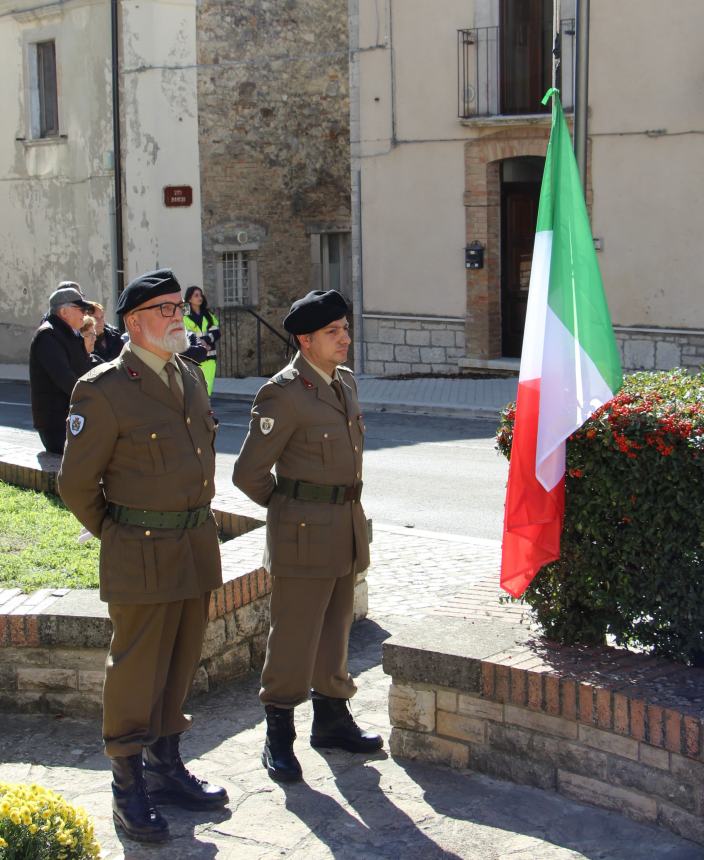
[260,571,357,709]
[103,594,210,758]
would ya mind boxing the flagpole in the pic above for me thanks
[552,0,561,89]
[574,0,590,192]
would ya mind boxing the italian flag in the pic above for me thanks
[500,89,622,599]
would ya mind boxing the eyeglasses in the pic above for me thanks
[83,331,97,340]
[132,301,189,318]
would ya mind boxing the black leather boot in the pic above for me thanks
[143,734,229,810]
[262,706,303,783]
[310,692,384,753]
[111,753,170,843]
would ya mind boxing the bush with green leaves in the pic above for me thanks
[496,368,704,665]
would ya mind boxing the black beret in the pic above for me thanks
[116,268,182,316]
[283,290,349,335]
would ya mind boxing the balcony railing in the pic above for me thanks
[458,21,575,119]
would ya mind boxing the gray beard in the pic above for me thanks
[148,326,189,354]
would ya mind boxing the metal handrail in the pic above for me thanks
[215,305,291,378]
[458,20,575,119]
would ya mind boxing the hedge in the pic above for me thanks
[496,368,704,665]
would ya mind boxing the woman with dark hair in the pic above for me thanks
[183,286,220,395]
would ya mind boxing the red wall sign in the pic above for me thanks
[164,185,193,207]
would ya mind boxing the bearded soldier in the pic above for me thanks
[233,289,382,783]
[58,269,228,843]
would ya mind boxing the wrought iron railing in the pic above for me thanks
[457,20,575,119]
[214,306,291,378]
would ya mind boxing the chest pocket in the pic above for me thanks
[306,426,340,466]
[129,423,179,474]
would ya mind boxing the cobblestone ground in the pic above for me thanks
[0,526,701,859]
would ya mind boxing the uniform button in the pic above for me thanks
[145,530,151,536]
[356,472,361,479]
[186,417,191,424]
[197,447,202,455]
[300,522,306,528]
[150,432,157,440]
[323,433,329,439]
[203,479,208,487]
[354,445,359,452]
[348,420,352,427]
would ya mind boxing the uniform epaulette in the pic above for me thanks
[337,365,355,375]
[272,367,299,386]
[179,354,199,366]
[81,363,117,383]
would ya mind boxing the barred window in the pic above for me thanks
[216,247,258,307]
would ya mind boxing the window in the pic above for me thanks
[28,40,59,138]
[216,249,258,306]
[310,232,351,297]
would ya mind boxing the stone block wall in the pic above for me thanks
[383,617,704,847]
[616,327,704,373]
[197,0,351,376]
[363,314,466,376]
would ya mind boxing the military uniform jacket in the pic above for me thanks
[57,345,222,605]
[232,352,369,579]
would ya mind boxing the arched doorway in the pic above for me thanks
[500,156,544,357]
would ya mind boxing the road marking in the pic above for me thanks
[219,421,250,429]
[0,401,29,407]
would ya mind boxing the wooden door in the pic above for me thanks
[501,182,541,357]
[500,0,552,115]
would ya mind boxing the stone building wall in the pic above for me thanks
[363,314,466,376]
[196,0,351,377]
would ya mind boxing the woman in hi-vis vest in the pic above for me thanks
[184,286,220,395]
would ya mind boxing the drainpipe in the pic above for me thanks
[111,0,125,307]
[574,0,590,192]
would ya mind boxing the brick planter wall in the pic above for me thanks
[383,613,704,847]
[0,448,369,716]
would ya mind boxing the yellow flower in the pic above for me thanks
[0,836,7,848]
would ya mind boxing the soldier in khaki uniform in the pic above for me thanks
[58,269,228,843]
[233,289,382,783]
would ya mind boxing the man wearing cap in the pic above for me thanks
[233,289,382,784]
[29,284,94,453]
[58,269,228,843]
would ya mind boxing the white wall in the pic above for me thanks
[0,0,113,360]
[121,0,203,289]
[590,0,704,329]
[357,0,474,318]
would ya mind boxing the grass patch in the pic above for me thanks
[0,481,99,591]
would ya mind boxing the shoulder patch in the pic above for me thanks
[272,367,299,386]
[81,363,117,383]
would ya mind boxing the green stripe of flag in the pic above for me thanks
[536,92,622,395]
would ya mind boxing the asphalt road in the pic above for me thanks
[0,380,508,540]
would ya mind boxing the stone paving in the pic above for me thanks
[1,525,701,858]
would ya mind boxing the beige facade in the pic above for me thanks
[353,0,704,375]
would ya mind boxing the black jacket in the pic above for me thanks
[29,315,92,431]
[93,323,124,362]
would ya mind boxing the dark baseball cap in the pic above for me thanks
[116,268,182,316]
[283,290,349,335]
[49,286,94,313]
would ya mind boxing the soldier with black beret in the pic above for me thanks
[58,268,228,843]
[233,289,382,784]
